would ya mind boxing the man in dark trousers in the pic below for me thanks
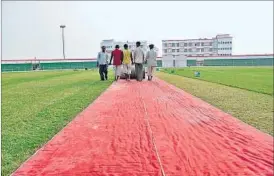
[110,45,123,81]
[133,41,145,81]
[97,46,109,81]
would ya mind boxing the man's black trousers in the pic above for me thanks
[99,64,108,80]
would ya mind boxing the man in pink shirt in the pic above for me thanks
[110,45,123,81]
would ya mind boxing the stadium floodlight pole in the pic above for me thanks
[60,25,66,60]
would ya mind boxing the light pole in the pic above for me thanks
[60,25,66,59]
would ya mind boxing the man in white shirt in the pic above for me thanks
[133,41,145,81]
[97,46,109,81]
[145,44,157,81]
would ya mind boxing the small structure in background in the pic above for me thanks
[162,55,187,68]
[194,71,200,77]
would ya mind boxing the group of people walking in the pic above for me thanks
[97,41,157,82]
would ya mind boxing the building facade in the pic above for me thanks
[100,39,159,56]
[162,34,232,57]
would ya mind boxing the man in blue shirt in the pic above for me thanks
[97,46,109,81]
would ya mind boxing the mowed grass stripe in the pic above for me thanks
[2,70,82,87]
[1,70,113,176]
[162,67,273,95]
[2,71,102,124]
[156,72,273,136]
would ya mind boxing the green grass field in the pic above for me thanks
[157,66,273,136]
[161,67,273,95]
[1,70,113,176]
[2,67,273,175]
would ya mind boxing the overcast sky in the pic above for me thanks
[2,1,273,60]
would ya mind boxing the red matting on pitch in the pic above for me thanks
[13,78,273,176]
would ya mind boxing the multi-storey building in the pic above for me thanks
[162,34,232,57]
[100,39,148,54]
[100,39,159,56]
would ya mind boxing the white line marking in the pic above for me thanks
[139,84,166,176]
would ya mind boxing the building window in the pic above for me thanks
[177,49,180,52]
[172,43,175,47]
[180,42,184,47]
[209,48,213,52]
[196,48,200,52]
[188,43,192,47]
[184,43,188,47]
[176,43,179,47]
[188,49,192,52]
[201,42,204,46]
[184,49,187,52]
[164,43,167,47]
[201,48,204,52]
[164,49,167,53]
[195,43,200,46]
[172,49,176,52]
[209,42,213,46]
